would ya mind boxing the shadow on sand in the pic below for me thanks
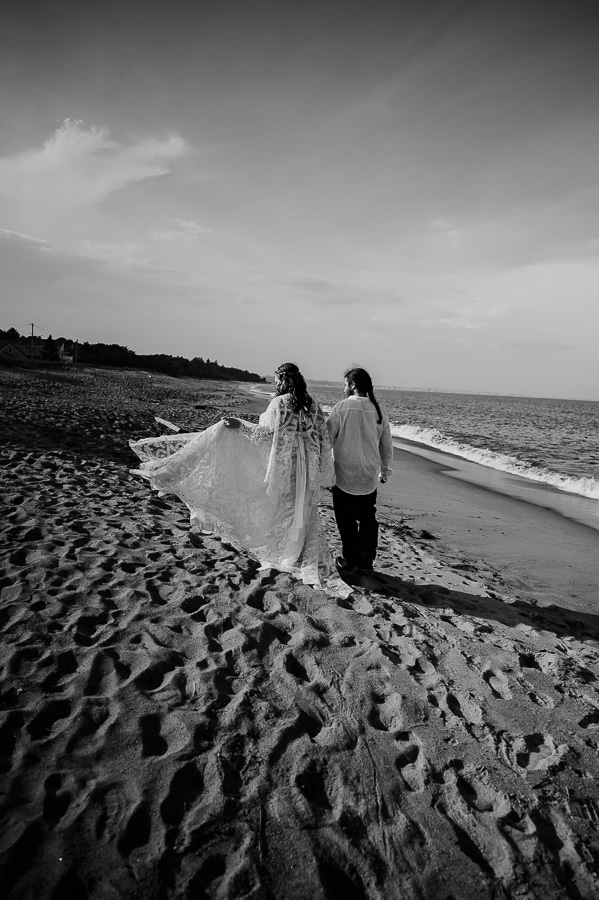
[338,568,599,647]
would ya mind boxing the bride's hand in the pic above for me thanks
[223,417,241,429]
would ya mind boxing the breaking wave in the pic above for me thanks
[391,424,599,501]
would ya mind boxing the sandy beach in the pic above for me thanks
[2,367,599,900]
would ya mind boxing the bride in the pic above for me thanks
[130,362,344,592]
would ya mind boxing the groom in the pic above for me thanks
[327,367,393,575]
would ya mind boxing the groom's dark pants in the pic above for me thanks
[332,486,378,570]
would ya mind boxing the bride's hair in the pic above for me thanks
[275,362,313,414]
[344,366,382,424]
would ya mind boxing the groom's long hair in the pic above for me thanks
[345,366,383,424]
[275,362,313,414]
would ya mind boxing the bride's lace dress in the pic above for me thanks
[130,395,345,592]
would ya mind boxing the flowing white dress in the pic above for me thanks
[130,394,344,592]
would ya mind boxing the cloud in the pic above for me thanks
[0,228,47,245]
[500,339,575,358]
[430,218,466,247]
[416,308,484,329]
[288,275,365,305]
[0,119,187,231]
[292,274,342,294]
[0,229,223,336]
[289,273,404,306]
[153,218,213,244]
[1,229,168,289]
[75,241,151,268]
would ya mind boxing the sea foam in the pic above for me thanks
[392,424,599,501]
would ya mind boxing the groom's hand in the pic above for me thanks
[223,417,241,429]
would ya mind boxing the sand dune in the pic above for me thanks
[1,368,599,899]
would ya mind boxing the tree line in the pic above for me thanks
[0,327,266,383]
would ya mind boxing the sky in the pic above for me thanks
[1,0,598,400]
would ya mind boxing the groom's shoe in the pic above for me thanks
[336,555,358,575]
[356,556,375,574]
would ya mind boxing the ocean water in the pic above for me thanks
[247,381,599,531]
[301,383,599,504]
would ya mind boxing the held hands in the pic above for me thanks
[379,474,387,484]
[223,417,242,429]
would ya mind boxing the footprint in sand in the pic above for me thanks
[266,707,327,769]
[186,857,226,897]
[522,684,555,708]
[73,611,110,647]
[513,733,568,772]
[43,773,72,825]
[66,699,112,754]
[243,581,284,615]
[283,650,310,682]
[180,595,209,622]
[210,649,240,712]
[367,689,404,733]
[140,713,168,757]
[395,731,429,792]
[483,667,512,700]
[9,645,42,677]
[444,691,484,726]
[27,699,72,741]
[134,653,184,693]
[242,620,292,657]
[41,649,78,692]
[345,593,376,616]
[85,650,130,696]
[117,803,152,856]
[0,819,46,895]
[445,765,510,816]
[160,761,205,827]
[315,849,370,900]
[315,716,359,752]
[406,652,439,688]
[0,711,25,772]
[579,708,599,729]
[294,755,333,817]
[298,707,328,740]
[218,733,247,798]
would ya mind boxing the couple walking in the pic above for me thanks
[130,363,392,594]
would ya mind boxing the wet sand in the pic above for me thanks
[381,444,599,613]
[2,367,599,900]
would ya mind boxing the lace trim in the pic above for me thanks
[129,400,342,593]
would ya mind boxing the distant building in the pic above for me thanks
[58,343,74,364]
[0,342,32,362]
[0,341,75,365]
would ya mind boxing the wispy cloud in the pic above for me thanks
[76,240,151,267]
[153,218,213,244]
[0,119,187,233]
[0,228,223,338]
[430,217,466,247]
[416,308,484,330]
[289,273,404,306]
[502,339,574,356]
[0,228,47,245]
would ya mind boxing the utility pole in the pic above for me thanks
[27,323,43,360]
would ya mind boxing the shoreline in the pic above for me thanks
[394,436,599,533]
[381,445,598,614]
[239,383,598,611]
